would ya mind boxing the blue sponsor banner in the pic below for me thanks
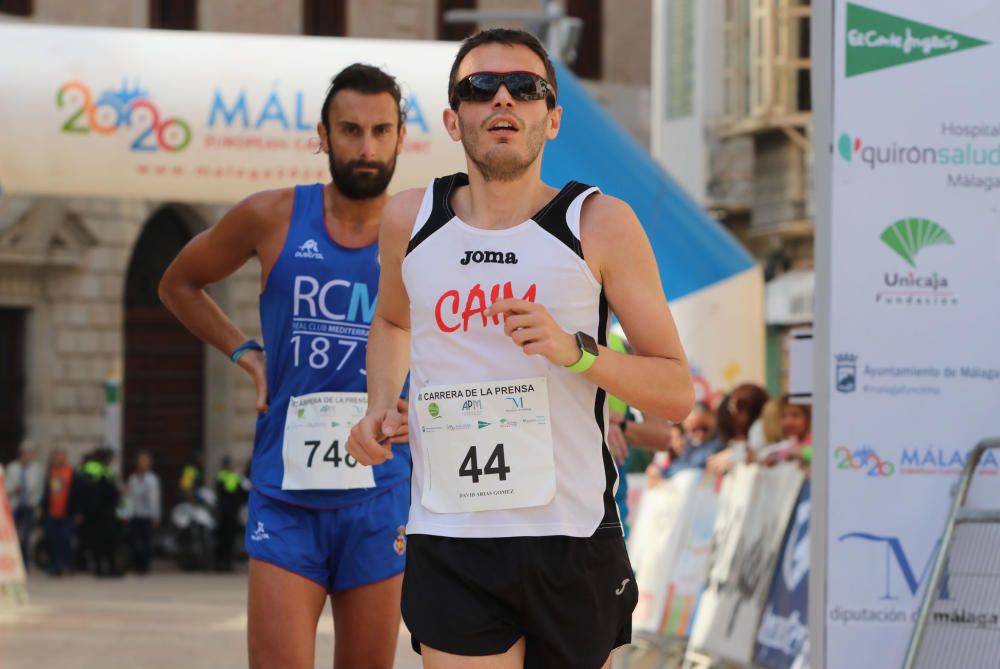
[755,479,811,669]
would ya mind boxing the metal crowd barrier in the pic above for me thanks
[903,437,1000,669]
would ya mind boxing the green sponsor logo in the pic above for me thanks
[880,218,954,267]
[846,3,988,77]
[477,420,491,429]
[297,408,305,419]
[428,402,440,419]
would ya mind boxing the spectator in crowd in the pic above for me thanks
[667,421,687,458]
[645,401,723,483]
[81,447,123,577]
[612,412,673,455]
[214,455,245,572]
[749,397,784,453]
[671,402,722,475]
[761,397,813,468]
[41,448,78,576]
[7,440,44,572]
[714,392,736,445]
[74,449,98,572]
[178,450,204,502]
[645,422,686,486]
[126,451,161,575]
[706,384,769,475]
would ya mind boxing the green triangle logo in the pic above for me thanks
[846,3,989,77]
[879,218,954,267]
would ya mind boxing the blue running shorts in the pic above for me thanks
[245,481,409,592]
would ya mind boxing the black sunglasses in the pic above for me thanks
[450,71,555,110]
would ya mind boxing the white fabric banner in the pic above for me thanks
[827,2,1000,667]
[687,463,804,664]
[0,24,464,203]
[669,267,766,404]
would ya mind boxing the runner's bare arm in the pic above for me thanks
[159,189,290,356]
[366,188,421,413]
[347,188,422,465]
[583,195,693,419]
[488,195,693,421]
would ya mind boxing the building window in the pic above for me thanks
[149,0,197,30]
[565,0,602,80]
[438,0,476,41]
[0,0,32,16]
[665,0,695,119]
[723,0,751,121]
[769,0,811,115]
[304,0,347,36]
[723,0,811,125]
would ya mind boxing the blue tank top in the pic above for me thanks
[251,183,410,508]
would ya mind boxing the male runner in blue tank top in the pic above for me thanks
[159,64,410,669]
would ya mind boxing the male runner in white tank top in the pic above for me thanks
[348,29,694,669]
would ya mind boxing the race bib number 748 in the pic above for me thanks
[281,392,375,490]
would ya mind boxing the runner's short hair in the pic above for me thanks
[448,28,558,109]
[321,63,406,132]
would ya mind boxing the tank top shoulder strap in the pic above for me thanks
[290,183,325,238]
[531,181,600,259]
[406,172,469,256]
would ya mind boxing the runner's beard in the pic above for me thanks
[460,115,546,183]
[328,143,397,200]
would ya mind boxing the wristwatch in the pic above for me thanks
[565,331,599,373]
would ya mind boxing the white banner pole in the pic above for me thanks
[810,1,835,667]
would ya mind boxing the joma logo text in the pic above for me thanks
[460,250,518,266]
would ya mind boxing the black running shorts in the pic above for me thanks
[402,533,638,669]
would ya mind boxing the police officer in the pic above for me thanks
[215,456,245,572]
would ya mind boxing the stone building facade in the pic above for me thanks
[0,0,653,501]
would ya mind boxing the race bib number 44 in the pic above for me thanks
[415,377,555,513]
[282,392,375,490]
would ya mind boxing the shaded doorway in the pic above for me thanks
[0,307,26,465]
[123,206,204,512]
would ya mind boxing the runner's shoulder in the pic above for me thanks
[380,187,426,242]
[229,187,296,230]
[579,192,641,239]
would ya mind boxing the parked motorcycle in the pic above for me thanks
[167,486,216,571]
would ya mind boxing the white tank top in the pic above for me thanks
[402,173,622,538]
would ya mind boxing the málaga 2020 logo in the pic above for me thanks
[56,79,191,152]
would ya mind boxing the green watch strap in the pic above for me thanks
[566,349,597,373]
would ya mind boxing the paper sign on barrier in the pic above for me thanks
[755,479,811,669]
[0,466,28,609]
[659,472,721,638]
[630,470,721,639]
[687,463,805,664]
[630,469,702,634]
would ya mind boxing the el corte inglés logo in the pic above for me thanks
[846,3,989,77]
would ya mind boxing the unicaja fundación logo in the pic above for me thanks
[879,218,954,268]
[875,218,957,306]
[846,3,989,77]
